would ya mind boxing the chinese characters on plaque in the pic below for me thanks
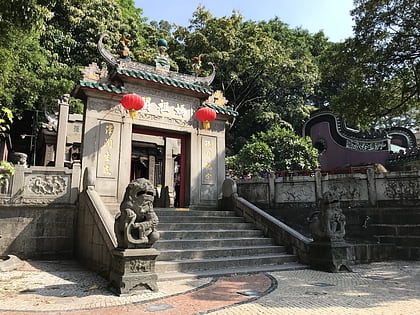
[201,136,216,185]
[142,96,187,118]
[97,121,119,178]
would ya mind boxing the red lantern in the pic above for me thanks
[196,107,217,130]
[121,93,144,120]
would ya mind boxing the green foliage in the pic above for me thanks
[228,142,275,176]
[0,161,15,177]
[324,0,420,128]
[169,8,321,155]
[228,126,318,176]
[0,0,149,116]
[253,126,319,171]
[0,107,13,138]
[41,0,146,66]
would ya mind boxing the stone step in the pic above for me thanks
[159,229,263,239]
[154,237,275,250]
[155,253,297,273]
[156,245,287,260]
[155,209,237,217]
[366,212,420,224]
[369,224,420,236]
[157,262,307,281]
[158,215,245,223]
[376,236,420,247]
[158,222,255,231]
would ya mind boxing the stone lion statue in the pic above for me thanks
[114,178,160,249]
[308,191,346,242]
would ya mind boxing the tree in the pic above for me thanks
[328,0,420,128]
[0,108,13,138]
[227,125,318,176]
[170,8,321,155]
[41,0,146,67]
[227,142,275,176]
[0,0,149,115]
[0,0,60,114]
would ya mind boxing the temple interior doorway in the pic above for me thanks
[131,129,187,208]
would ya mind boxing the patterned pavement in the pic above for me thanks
[0,260,419,314]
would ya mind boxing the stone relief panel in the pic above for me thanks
[128,259,153,273]
[21,174,70,204]
[377,178,420,200]
[87,99,122,116]
[27,175,67,195]
[322,177,368,201]
[276,183,315,203]
[238,183,270,205]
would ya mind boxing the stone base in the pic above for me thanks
[109,248,160,296]
[309,241,352,273]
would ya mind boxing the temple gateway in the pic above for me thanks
[72,35,237,208]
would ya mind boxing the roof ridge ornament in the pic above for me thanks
[98,33,119,67]
[97,33,216,87]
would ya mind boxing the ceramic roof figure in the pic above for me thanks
[155,38,170,72]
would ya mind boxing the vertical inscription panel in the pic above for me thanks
[96,121,121,179]
[200,136,217,201]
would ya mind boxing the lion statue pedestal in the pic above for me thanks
[308,191,352,272]
[110,178,160,295]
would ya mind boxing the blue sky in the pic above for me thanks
[134,0,355,42]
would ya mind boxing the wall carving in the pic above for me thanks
[88,99,122,115]
[129,259,152,273]
[346,140,387,151]
[278,185,314,202]
[384,180,420,199]
[323,179,362,201]
[27,175,67,195]
[138,112,190,127]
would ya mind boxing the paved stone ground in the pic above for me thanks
[0,260,419,314]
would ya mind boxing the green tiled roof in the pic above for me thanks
[78,80,127,94]
[115,68,213,95]
[204,103,238,117]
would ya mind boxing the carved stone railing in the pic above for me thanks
[0,163,81,205]
[219,178,312,264]
[236,169,420,209]
[76,168,117,278]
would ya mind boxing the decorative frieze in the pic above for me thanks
[346,139,387,151]
[27,175,67,196]
[384,180,420,199]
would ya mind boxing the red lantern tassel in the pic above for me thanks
[129,109,138,120]
[203,120,210,130]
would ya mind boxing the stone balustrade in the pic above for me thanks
[235,168,420,209]
[0,162,81,205]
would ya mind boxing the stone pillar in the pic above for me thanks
[268,172,275,208]
[55,96,70,167]
[314,169,323,202]
[309,241,352,272]
[70,161,81,203]
[148,155,155,185]
[366,166,377,206]
[164,138,176,207]
[109,248,159,295]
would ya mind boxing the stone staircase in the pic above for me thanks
[153,208,306,280]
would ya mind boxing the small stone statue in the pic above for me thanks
[114,178,160,249]
[154,39,170,71]
[118,35,131,60]
[309,191,346,242]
